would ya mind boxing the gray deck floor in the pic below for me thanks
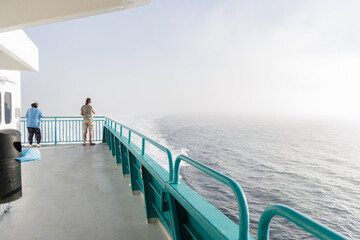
[0,144,169,240]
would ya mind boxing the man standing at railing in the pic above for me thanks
[26,102,43,147]
[81,98,96,146]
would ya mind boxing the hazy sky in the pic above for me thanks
[21,0,360,120]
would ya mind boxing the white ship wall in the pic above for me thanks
[0,70,21,131]
[0,30,38,131]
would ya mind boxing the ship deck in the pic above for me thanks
[0,144,169,240]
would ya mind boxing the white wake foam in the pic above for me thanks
[111,115,188,174]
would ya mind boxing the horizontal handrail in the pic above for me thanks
[173,154,250,240]
[21,116,105,119]
[257,205,348,240]
[105,117,174,181]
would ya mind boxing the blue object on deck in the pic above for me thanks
[16,148,41,162]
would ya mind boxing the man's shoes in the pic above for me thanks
[90,143,95,146]
[29,144,33,148]
[82,143,86,146]
[37,144,41,148]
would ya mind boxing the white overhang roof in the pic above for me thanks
[0,30,39,72]
[0,0,151,33]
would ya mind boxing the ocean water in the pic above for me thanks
[146,116,359,239]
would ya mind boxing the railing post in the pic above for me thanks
[23,119,26,143]
[54,117,57,146]
[141,138,145,156]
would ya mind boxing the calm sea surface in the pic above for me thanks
[153,116,359,239]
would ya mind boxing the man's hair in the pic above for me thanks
[31,102,38,108]
[86,98,91,105]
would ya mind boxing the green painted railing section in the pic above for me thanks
[20,116,105,145]
[173,155,250,240]
[258,205,347,240]
[105,118,174,181]
[102,117,349,240]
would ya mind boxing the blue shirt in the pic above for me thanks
[26,108,43,128]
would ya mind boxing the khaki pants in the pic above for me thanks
[83,119,94,133]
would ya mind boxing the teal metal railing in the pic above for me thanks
[102,117,349,240]
[105,118,174,180]
[20,116,105,145]
[258,205,347,240]
[173,155,250,240]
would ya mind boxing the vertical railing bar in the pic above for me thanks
[49,120,50,143]
[50,119,52,144]
[70,120,72,142]
[63,120,65,142]
[46,120,48,143]
[77,120,79,142]
[50,120,52,144]
[73,120,74,142]
[23,120,26,143]
[69,119,70,142]
[44,120,46,143]
[142,138,145,156]
[55,117,57,145]
[98,120,100,141]
[67,120,69,142]
[46,120,47,143]
[114,123,117,137]
[62,120,63,142]
[43,120,44,143]
[76,120,78,142]
[41,121,43,143]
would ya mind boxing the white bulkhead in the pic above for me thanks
[0,70,21,130]
[0,30,39,130]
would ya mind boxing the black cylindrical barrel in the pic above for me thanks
[0,129,22,204]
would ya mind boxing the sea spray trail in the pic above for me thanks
[112,115,189,175]
[156,116,359,240]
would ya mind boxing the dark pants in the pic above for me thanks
[28,127,41,144]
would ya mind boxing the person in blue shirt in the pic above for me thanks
[26,102,43,147]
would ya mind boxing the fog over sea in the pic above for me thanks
[117,115,359,239]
